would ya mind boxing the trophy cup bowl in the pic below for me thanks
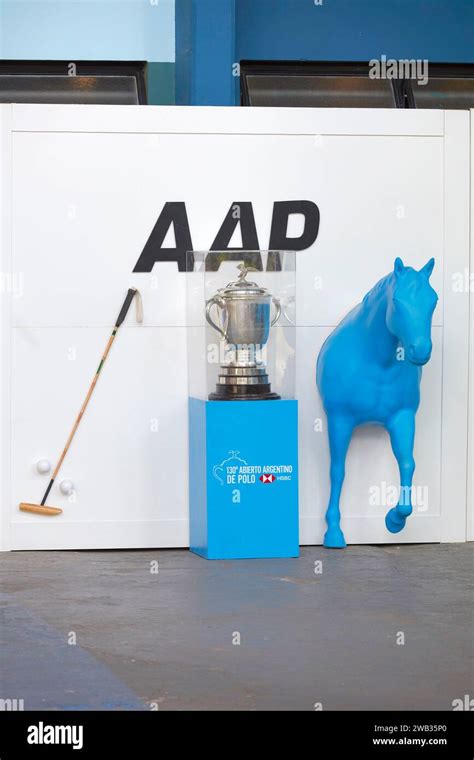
[205,265,281,400]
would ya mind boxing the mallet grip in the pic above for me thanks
[115,288,138,327]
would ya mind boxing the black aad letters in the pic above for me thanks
[133,200,320,272]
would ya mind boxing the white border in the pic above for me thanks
[11,103,444,136]
[0,106,12,551]
[440,112,470,542]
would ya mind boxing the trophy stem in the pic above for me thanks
[210,352,280,401]
[234,346,253,364]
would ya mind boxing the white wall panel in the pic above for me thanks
[11,326,189,548]
[469,110,474,542]
[0,104,469,549]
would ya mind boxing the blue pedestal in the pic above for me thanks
[189,398,299,559]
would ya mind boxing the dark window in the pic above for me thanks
[241,61,474,110]
[241,62,403,108]
[0,61,147,105]
[406,64,474,110]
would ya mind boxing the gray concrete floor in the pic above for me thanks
[1,544,473,711]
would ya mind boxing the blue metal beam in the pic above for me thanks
[176,0,236,105]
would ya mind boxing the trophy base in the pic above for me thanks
[209,364,280,401]
[209,387,281,401]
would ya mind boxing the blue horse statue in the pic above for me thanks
[316,257,438,548]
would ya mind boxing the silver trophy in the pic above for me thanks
[205,264,281,400]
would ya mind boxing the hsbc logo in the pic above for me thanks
[260,473,277,484]
[133,200,320,272]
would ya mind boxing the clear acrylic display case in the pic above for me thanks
[186,250,296,401]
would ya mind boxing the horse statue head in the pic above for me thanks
[386,257,438,366]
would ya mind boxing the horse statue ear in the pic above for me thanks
[419,257,435,279]
[394,257,405,277]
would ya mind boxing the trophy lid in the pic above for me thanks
[220,264,269,297]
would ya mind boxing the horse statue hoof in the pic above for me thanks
[385,508,406,534]
[323,527,346,548]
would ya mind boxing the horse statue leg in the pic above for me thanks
[324,415,353,548]
[385,410,416,533]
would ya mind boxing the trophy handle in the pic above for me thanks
[270,296,281,327]
[205,296,228,339]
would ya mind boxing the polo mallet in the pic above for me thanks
[19,287,143,516]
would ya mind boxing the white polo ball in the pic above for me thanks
[60,479,74,495]
[36,459,51,475]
